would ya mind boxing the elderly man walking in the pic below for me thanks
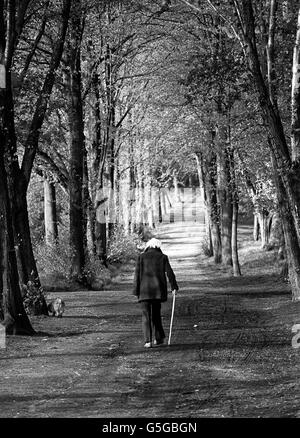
[133,238,179,348]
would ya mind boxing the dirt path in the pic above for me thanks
[1,221,300,418]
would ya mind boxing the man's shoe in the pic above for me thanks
[144,342,152,348]
[153,339,164,346]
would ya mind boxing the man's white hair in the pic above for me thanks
[145,238,162,249]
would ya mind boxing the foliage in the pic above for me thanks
[82,256,111,287]
[22,281,47,316]
[270,212,284,247]
[201,236,213,258]
[34,238,73,281]
[34,236,112,288]
[27,175,46,244]
[107,226,143,264]
[28,175,69,246]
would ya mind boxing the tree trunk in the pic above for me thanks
[210,210,222,263]
[67,1,86,283]
[107,107,116,239]
[135,155,145,233]
[173,174,180,201]
[120,143,131,235]
[158,188,163,224]
[2,213,35,334]
[203,151,222,263]
[44,178,58,244]
[0,113,34,334]
[194,152,213,256]
[83,144,95,258]
[257,209,272,249]
[161,188,167,217]
[95,221,107,266]
[143,145,154,228]
[180,187,185,222]
[4,94,48,312]
[205,186,221,262]
[129,156,136,234]
[13,185,43,289]
[271,153,300,299]
[88,67,108,264]
[253,214,260,241]
[4,91,46,310]
[217,144,233,266]
[94,186,108,268]
[113,155,120,228]
[86,205,96,256]
[228,145,241,275]
[232,196,241,276]
[94,181,108,266]
[152,187,159,225]
[123,173,131,235]
[291,7,300,160]
[144,174,154,229]
[84,98,97,256]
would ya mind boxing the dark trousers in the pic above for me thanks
[140,300,165,343]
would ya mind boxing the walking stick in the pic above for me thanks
[168,290,176,346]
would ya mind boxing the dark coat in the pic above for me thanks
[133,247,178,302]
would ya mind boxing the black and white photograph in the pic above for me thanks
[0,0,300,425]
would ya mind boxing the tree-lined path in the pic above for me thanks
[2,1,300,420]
[1,218,299,418]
